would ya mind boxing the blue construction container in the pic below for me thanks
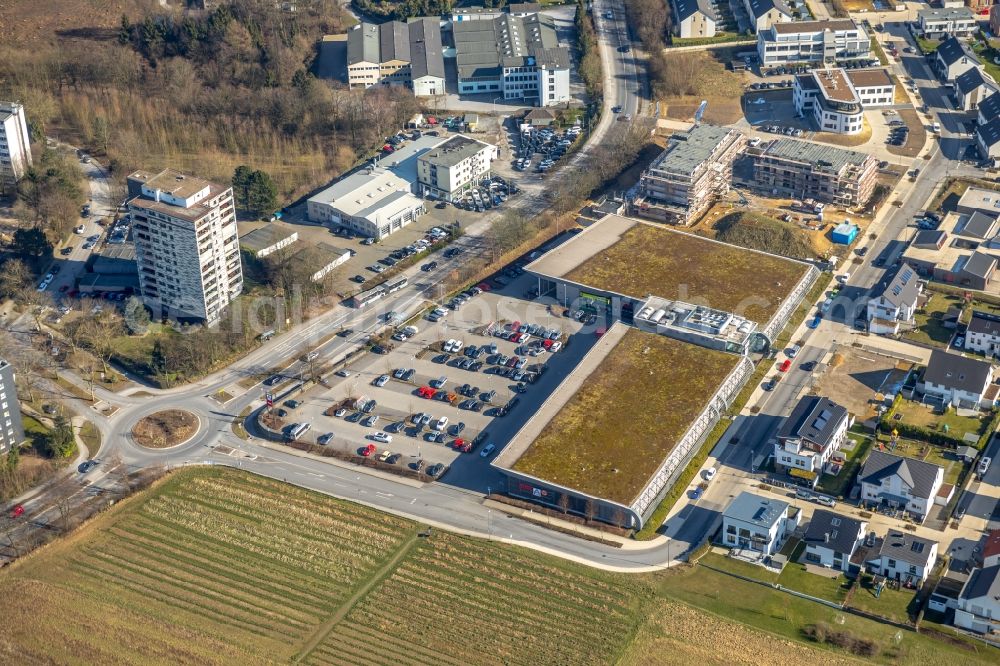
[830,222,859,245]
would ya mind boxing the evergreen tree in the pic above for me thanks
[232,165,253,211]
[246,169,278,218]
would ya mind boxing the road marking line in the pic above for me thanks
[410,497,417,504]
[376,491,393,498]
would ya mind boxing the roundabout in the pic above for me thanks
[130,409,201,449]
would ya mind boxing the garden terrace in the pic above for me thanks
[500,324,740,505]
[527,214,810,324]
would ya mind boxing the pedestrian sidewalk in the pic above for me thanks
[483,498,669,550]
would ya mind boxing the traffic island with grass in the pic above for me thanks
[131,410,199,448]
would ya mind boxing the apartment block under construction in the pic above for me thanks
[633,124,746,226]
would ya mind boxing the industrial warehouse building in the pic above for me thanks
[490,214,817,529]
[307,133,495,239]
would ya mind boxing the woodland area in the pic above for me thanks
[0,0,421,200]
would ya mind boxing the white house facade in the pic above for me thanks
[859,451,944,523]
[721,492,797,556]
[803,510,867,572]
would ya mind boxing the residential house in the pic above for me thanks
[859,450,945,522]
[977,117,1000,165]
[673,0,718,39]
[867,265,921,335]
[868,530,939,587]
[917,7,977,38]
[744,0,794,33]
[954,565,1000,633]
[957,185,1000,215]
[978,90,1000,126]
[756,19,870,67]
[803,510,867,572]
[955,67,999,111]
[921,348,995,409]
[721,492,797,556]
[984,529,1000,567]
[634,124,747,225]
[773,396,852,487]
[965,310,1000,357]
[933,36,982,83]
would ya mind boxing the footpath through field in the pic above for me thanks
[294,532,421,663]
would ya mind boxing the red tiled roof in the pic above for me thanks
[985,529,1000,559]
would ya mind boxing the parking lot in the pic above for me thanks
[270,268,603,488]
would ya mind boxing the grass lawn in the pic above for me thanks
[870,36,889,66]
[848,574,918,625]
[21,414,51,451]
[816,435,871,498]
[663,565,992,663]
[972,42,1000,86]
[513,329,739,504]
[916,36,941,54]
[891,399,984,440]
[78,421,101,457]
[563,220,811,324]
[878,436,967,485]
[776,543,850,603]
[700,551,779,583]
[903,291,962,348]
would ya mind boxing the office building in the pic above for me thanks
[453,13,571,106]
[793,68,895,135]
[0,101,32,188]
[344,19,445,96]
[757,19,870,67]
[416,134,498,202]
[634,124,746,225]
[127,169,243,325]
[753,139,879,207]
[0,358,25,454]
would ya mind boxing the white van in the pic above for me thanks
[433,416,449,431]
[932,122,941,133]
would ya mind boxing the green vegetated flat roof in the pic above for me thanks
[511,327,738,504]
[561,218,809,324]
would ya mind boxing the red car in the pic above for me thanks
[10,504,24,518]
[417,386,437,399]
[360,444,376,457]
[477,282,492,292]
[454,438,470,452]
[778,359,792,372]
